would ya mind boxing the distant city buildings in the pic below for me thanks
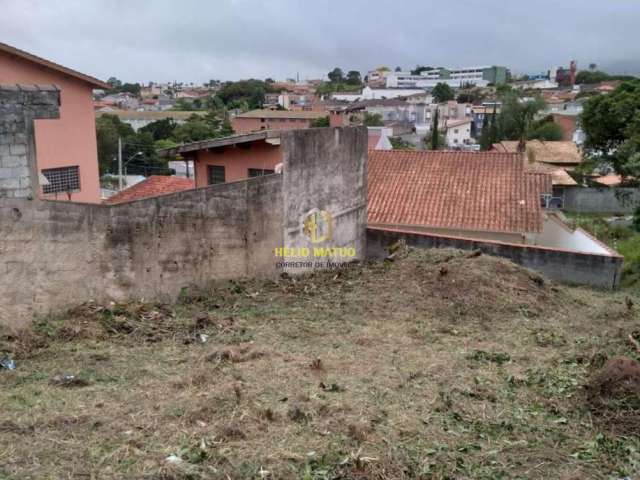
[384,66,508,89]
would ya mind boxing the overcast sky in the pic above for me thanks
[2,0,639,84]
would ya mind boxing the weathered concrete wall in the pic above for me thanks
[0,85,59,199]
[0,176,283,327]
[281,127,368,272]
[564,187,640,214]
[0,108,368,327]
[367,227,623,289]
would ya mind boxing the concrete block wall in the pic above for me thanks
[0,98,367,328]
[0,85,60,199]
[281,127,368,271]
[563,187,640,214]
[0,176,283,327]
[367,227,623,289]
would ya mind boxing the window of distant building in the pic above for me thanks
[248,168,275,178]
[207,165,225,185]
[41,166,80,194]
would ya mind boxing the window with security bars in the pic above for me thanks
[248,168,275,178]
[41,166,80,194]
[207,165,226,185]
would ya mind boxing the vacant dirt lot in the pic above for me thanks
[0,248,639,479]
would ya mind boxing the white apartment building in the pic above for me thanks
[385,65,507,89]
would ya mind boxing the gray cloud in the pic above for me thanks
[2,0,639,84]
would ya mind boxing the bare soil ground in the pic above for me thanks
[1,248,639,479]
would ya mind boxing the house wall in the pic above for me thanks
[534,214,612,255]
[367,227,623,289]
[193,140,283,187]
[446,123,472,146]
[0,51,102,203]
[232,116,314,134]
[563,187,640,214]
[369,223,526,244]
[551,114,577,142]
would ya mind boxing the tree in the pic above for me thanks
[430,108,440,150]
[432,83,455,103]
[328,67,344,84]
[589,63,598,71]
[411,65,432,75]
[581,80,640,176]
[95,114,170,176]
[395,66,402,72]
[363,112,383,127]
[346,70,362,86]
[171,113,234,144]
[139,118,177,141]
[119,82,141,96]
[479,115,491,150]
[528,118,563,141]
[488,105,499,147]
[310,116,330,127]
[215,79,275,110]
[497,93,544,151]
[390,137,414,150]
[457,87,485,104]
[576,70,636,85]
[106,77,122,89]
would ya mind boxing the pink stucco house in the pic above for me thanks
[0,42,109,203]
[160,131,283,187]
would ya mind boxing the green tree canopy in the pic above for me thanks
[363,112,383,127]
[497,93,545,150]
[411,65,433,75]
[581,80,640,176]
[430,108,440,150]
[576,70,636,85]
[171,113,234,144]
[528,117,563,141]
[310,116,330,128]
[328,67,345,84]
[139,118,177,141]
[215,79,275,110]
[432,83,455,103]
[346,70,362,86]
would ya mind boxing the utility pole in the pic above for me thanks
[118,137,123,190]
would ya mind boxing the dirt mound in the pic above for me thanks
[367,247,560,323]
[587,356,640,435]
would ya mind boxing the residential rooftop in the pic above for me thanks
[368,150,547,234]
[493,140,582,165]
[158,130,282,157]
[234,109,327,119]
[104,176,195,204]
[0,41,110,89]
[95,109,206,120]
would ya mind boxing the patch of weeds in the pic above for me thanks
[532,328,567,347]
[467,350,512,366]
[525,362,584,399]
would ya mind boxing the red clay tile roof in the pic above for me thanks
[368,150,546,234]
[105,176,195,204]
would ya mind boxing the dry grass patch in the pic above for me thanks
[0,248,639,479]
